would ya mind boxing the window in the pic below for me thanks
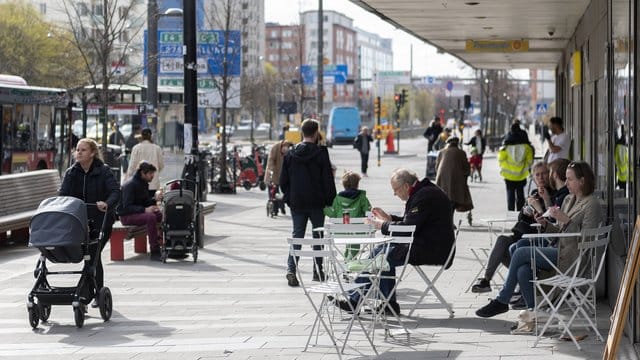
[118,6,128,19]
[242,18,248,25]
[271,30,277,37]
[93,4,103,16]
[242,2,248,9]
[39,3,46,14]
[77,2,89,16]
[283,30,292,37]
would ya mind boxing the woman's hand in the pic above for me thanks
[96,201,108,212]
[537,186,551,206]
[547,206,571,224]
[535,215,548,226]
[371,207,391,221]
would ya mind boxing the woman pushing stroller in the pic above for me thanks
[60,138,120,307]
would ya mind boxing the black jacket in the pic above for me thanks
[59,159,120,233]
[353,133,373,154]
[465,135,487,155]
[280,142,336,212]
[381,178,455,267]
[117,172,155,216]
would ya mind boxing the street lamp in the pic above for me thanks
[146,2,182,136]
[181,0,200,200]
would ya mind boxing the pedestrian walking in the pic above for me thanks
[353,126,373,176]
[280,119,336,287]
[265,139,292,215]
[423,117,443,152]
[435,137,474,224]
[127,128,164,198]
[59,138,120,307]
[499,123,534,211]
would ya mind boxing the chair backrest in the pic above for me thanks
[577,225,612,281]
[325,222,375,238]
[287,237,333,258]
[386,224,416,245]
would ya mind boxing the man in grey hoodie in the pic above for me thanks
[280,119,337,286]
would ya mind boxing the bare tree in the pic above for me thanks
[60,0,144,148]
[200,0,244,188]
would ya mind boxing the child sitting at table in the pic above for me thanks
[324,171,372,259]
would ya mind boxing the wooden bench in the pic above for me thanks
[109,201,216,261]
[0,170,61,244]
[110,222,149,261]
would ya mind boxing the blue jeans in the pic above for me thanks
[287,208,325,273]
[349,243,408,305]
[496,246,558,308]
[509,238,551,258]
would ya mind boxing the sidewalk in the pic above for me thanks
[0,136,636,359]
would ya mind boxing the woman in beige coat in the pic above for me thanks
[476,161,601,318]
[435,137,473,220]
[127,128,164,197]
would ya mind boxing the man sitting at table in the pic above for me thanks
[334,168,456,315]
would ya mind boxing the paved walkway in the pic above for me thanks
[0,137,636,359]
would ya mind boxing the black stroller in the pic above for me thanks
[27,196,113,328]
[161,179,203,263]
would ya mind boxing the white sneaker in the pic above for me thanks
[510,309,535,335]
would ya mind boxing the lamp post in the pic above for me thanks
[181,0,200,200]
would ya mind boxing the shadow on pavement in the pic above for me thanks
[41,310,176,347]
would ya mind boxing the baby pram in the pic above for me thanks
[27,196,113,328]
[161,179,203,263]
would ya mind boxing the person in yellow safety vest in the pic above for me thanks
[498,129,534,211]
[615,143,629,189]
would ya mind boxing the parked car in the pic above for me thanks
[256,123,271,132]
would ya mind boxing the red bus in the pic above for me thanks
[0,75,69,174]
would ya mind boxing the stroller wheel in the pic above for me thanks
[259,181,266,191]
[39,304,51,322]
[98,287,113,321]
[243,180,252,191]
[28,304,40,329]
[73,306,85,328]
[193,245,198,263]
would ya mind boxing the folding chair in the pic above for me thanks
[323,222,376,260]
[372,224,416,339]
[406,219,460,317]
[287,237,378,358]
[466,211,520,293]
[527,225,612,350]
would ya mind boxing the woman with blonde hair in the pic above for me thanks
[60,138,120,307]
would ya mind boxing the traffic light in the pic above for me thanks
[400,89,408,107]
[374,96,381,115]
[394,93,401,109]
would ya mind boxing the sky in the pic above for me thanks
[264,0,476,79]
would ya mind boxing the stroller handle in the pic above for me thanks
[164,178,197,198]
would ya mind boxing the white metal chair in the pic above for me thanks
[406,219,460,318]
[526,225,612,350]
[372,224,416,339]
[465,211,520,293]
[287,237,378,358]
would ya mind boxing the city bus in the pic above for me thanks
[0,75,69,174]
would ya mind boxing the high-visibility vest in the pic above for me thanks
[498,144,533,181]
[615,143,629,183]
